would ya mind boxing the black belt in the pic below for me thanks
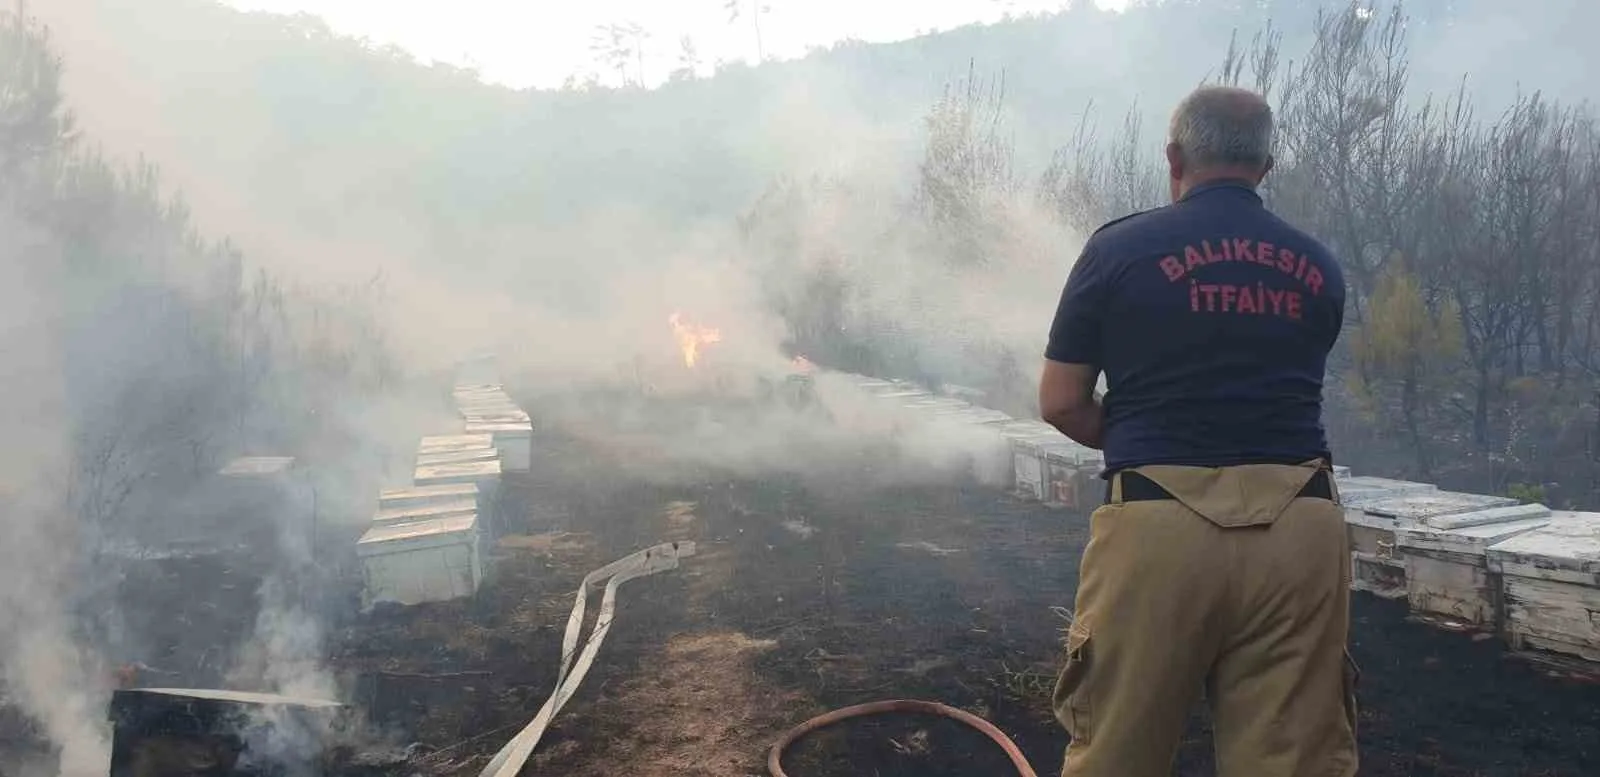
[1107,469,1334,504]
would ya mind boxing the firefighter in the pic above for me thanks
[1037,85,1356,777]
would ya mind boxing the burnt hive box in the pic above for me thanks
[180,457,313,555]
[1392,503,1553,629]
[108,688,344,777]
[1347,490,1518,600]
[1486,511,1600,667]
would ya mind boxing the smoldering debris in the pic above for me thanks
[105,688,375,777]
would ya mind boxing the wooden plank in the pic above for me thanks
[1351,552,1407,599]
[1501,575,1600,663]
[1486,511,1600,584]
[1405,554,1496,626]
[1362,491,1518,522]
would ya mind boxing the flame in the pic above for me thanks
[791,355,815,374]
[668,312,722,368]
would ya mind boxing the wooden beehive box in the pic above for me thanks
[108,688,344,777]
[1392,502,1552,629]
[1009,435,1066,501]
[417,434,495,455]
[378,483,480,513]
[460,420,533,473]
[1486,511,1600,668]
[1044,444,1101,510]
[373,498,479,526]
[357,514,484,609]
[1347,490,1517,600]
[415,448,501,467]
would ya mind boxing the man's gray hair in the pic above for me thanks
[1168,86,1274,170]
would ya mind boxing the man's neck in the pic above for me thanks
[1184,174,1254,200]
[1178,171,1260,199]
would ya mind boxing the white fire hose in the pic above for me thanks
[478,540,697,777]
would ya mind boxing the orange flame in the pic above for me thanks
[791,355,815,374]
[668,312,722,368]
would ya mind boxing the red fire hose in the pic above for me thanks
[767,699,1040,777]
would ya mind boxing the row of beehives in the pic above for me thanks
[834,372,1600,672]
[353,383,535,610]
[1335,477,1600,669]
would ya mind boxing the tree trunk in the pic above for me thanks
[1402,364,1430,476]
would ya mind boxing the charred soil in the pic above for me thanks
[10,396,1599,777]
[329,404,1600,777]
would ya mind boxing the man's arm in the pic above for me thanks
[1039,246,1108,449]
[1040,361,1104,449]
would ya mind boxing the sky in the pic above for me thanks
[222,0,1131,89]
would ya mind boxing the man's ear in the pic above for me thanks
[1165,142,1184,180]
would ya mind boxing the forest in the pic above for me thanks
[3,0,1600,772]
[7,0,1600,563]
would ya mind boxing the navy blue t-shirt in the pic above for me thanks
[1044,179,1346,476]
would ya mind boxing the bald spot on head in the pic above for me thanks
[1168,86,1274,173]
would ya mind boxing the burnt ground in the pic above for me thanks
[6,393,1599,777]
[324,402,1600,777]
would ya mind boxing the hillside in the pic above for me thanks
[24,0,1600,492]
[39,0,1590,241]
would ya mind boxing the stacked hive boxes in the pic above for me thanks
[838,373,1106,501]
[833,370,1600,673]
[354,383,534,610]
[453,384,533,472]
[1486,512,1600,665]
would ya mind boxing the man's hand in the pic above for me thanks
[1039,360,1105,449]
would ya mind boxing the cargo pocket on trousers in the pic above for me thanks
[1341,650,1361,737]
[1052,621,1095,746]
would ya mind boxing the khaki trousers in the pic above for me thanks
[1053,461,1359,777]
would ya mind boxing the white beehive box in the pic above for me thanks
[1010,435,1067,500]
[452,382,505,395]
[415,459,501,489]
[219,456,297,477]
[415,460,502,534]
[452,387,509,407]
[1337,475,1439,507]
[933,406,1013,426]
[1348,491,1518,600]
[379,483,480,513]
[458,397,521,412]
[938,384,988,404]
[416,448,501,467]
[461,420,533,473]
[992,424,1056,490]
[418,434,495,454]
[374,497,479,526]
[901,397,970,414]
[462,410,531,426]
[1393,502,1552,628]
[1046,445,1102,510]
[871,388,932,401]
[458,400,522,414]
[999,420,1059,439]
[357,514,483,608]
[843,375,899,390]
[1486,511,1600,665]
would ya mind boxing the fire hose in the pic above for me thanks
[478,540,697,777]
[469,538,1037,777]
[767,699,1039,777]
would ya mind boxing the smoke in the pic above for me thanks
[17,1,1596,771]
[0,13,1091,774]
[0,211,112,772]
